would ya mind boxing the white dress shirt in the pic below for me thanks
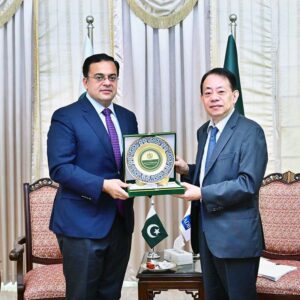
[86,93,123,154]
[199,108,235,188]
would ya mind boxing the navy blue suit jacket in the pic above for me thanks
[188,110,268,258]
[47,94,138,239]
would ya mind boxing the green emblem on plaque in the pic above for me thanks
[126,136,174,184]
[139,148,162,171]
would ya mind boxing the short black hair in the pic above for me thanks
[200,68,237,95]
[82,53,120,77]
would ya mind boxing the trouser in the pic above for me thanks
[199,230,259,300]
[57,214,132,300]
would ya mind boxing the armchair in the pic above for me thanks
[257,171,300,299]
[9,178,65,300]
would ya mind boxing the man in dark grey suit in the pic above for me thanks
[175,68,268,300]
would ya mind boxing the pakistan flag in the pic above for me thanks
[224,34,245,116]
[142,206,168,249]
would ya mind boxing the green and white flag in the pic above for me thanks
[141,206,168,249]
[224,34,245,116]
[80,35,94,93]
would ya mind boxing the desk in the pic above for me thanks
[136,252,204,300]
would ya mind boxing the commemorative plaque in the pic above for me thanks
[123,132,185,197]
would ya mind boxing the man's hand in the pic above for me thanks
[174,182,201,201]
[174,156,189,175]
[103,179,129,200]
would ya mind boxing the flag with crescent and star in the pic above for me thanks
[141,206,168,249]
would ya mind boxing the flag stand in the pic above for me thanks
[147,197,160,260]
[147,247,160,260]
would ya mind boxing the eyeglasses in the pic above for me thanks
[87,74,118,83]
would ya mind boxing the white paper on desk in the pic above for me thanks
[258,257,297,281]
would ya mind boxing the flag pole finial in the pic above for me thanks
[150,197,154,206]
[229,14,237,40]
[86,15,94,47]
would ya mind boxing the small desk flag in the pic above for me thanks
[179,205,191,242]
[142,206,168,249]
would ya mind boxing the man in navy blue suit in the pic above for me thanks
[47,53,138,300]
[175,68,268,300]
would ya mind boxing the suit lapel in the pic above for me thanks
[114,104,129,134]
[193,124,208,185]
[205,111,239,174]
[79,95,115,157]
[113,104,131,172]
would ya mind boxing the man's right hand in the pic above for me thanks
[173,182,201,201]
[103,179,129,200]
[174,155,189,175]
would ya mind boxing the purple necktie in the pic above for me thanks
[102,108,124,215]
[102,108,122,169]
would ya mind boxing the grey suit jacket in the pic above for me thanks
[188,110,268,258]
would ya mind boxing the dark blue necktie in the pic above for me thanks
[102,108,124,215]
[205,126,218,173]
[201,126,218,231]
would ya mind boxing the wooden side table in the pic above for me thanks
[136,252,204,300]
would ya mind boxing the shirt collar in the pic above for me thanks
[207,108,235,134]
[86,92,116,115]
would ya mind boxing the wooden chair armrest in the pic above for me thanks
[9,235,26,261]
[9,235,26,296]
